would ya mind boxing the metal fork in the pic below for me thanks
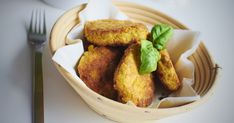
[28,10,46,123]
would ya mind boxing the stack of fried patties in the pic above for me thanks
[77,19,178,107]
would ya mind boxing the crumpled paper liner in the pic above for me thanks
[52,0,201,108]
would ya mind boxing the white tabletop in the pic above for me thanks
[0,0,233,123]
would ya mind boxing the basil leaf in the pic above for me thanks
[139,24,173,74]
[151,24,174,50]
[139,40,161,74]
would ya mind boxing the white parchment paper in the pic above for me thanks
[52,0,201,108]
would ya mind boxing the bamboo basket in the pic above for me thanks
[49,2,220,122]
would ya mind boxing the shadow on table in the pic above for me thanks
[8,43,32,122]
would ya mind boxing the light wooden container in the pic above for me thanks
[49,2,219,122]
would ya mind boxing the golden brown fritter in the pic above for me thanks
[114,44,155,107]
[156,49,181,91]
[77,46,122,100]
[84,19,148,46]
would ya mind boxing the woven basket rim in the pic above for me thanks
[49,1,220,113]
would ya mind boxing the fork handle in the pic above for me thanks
[33,47,44,123]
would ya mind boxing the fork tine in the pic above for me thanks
[39,10,42,34]
[43,10,46,35]
[35,9,38,33]
[28,9,47,47]
[29,10,34,33]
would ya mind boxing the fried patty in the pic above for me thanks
[114,44,155,107]
[156,49,181,91]
[77,46,122,100]
[84,19,148,46]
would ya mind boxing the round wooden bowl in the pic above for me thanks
[49,2,219,122]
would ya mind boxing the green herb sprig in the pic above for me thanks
[139,24,174,74]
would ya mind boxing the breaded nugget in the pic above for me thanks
[156,49,181,91]
[114,44,155,107]
[84,19,148,46]
[77,46,122,100]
